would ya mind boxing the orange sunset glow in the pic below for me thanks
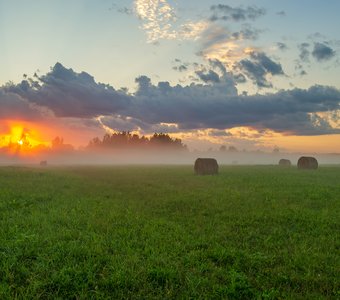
[0,121,50,155]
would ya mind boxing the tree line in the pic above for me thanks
[87,132,187,151]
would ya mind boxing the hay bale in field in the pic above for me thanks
[279,159,291,167]
[40,160,47,167]
[194,158,218,175]
[297,156,318,170]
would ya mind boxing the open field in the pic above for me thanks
[0,165,339,299]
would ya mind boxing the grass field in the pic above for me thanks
[0,165,339,299]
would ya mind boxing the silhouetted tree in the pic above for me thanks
[273,147,280,154]
[51,136,74,152]
[228,146,238,152]
[87,132,186,151]
[52,136,64,148]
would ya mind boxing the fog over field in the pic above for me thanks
[1,148,339,166]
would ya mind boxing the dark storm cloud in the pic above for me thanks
[4,63,131,118]
[312,42,336,62]
[129,80,340,135]
[2,63,340,136]
[0,89,43,120]
[238,52,285,88]
[259,112,339,136]
[210,4,265,22]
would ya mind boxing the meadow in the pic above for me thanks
[0,165,339,299]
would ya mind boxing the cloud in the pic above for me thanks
[294,62,308,77]
[134,0,208,42]
[194,59,247,85]
[130,79,340,135]
[173,65,188,72]
[231,26,261,41]
[117,7,133,15]
[277,42,288,51]
[195,70,221,83]
[178,21,209,41]
[238,52,285,88]
[210,4,265,22]
[312,42,336,62]
[200,24,260,50]
[298,43,310,62]
[4,63,130,118]
[109,3,133,15]
[134,0,177,42]
[198,24,258,70]
[2,63,340,136]
[0,89,44,120]
[99,115,181,134]
[208,129,232,137]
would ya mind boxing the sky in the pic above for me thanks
[0,0,340,153]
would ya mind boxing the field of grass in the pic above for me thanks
[0,165,339,299]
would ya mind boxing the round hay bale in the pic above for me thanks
[297,156,318,170]
[279,159,291,167]
[194,158,218,175]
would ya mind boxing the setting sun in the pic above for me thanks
[0,122,50,155]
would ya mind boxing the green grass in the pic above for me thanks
[0,165,339,299]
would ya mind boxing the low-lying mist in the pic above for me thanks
[1,148,339,166]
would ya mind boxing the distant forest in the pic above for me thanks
[87,132,187,151]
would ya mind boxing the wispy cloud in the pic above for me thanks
[134,0,208,42]
[210,4,266,22]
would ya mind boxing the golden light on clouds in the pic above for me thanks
[268,134,340,153]
[312,110,340,129]
[197,22,259,71]
[160,125,340,153]
[202,42,257,70]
